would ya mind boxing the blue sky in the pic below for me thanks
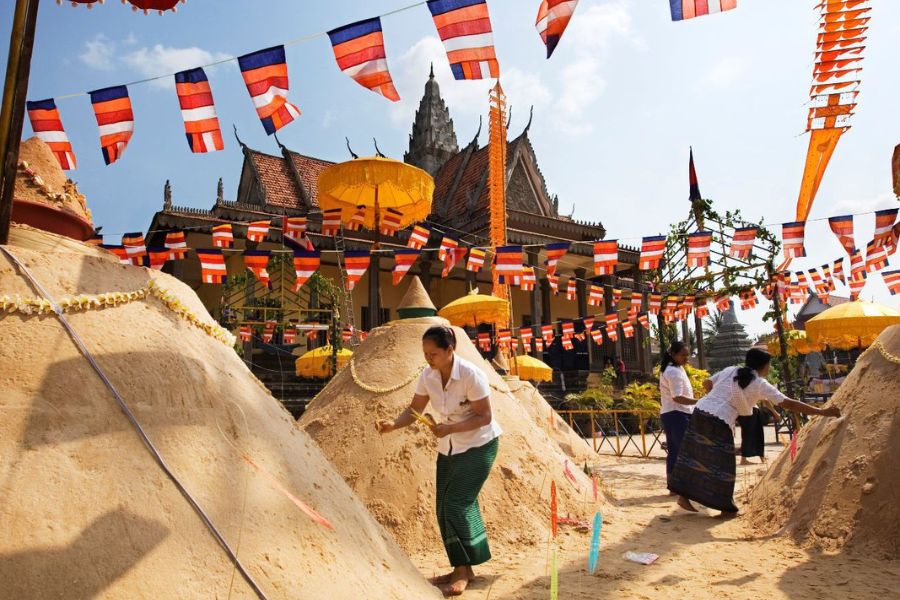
[3,0,899,335]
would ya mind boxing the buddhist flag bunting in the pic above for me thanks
[865,240,888,273]
[321,209,343,236]
[695,299,710,319]
[246,220,271,243]
[561,321,574,339]
[347,206,366,232]
[828,215,856,255]
[605,312,618,334]
[442,247,467,277]
[821,263,834,287]
[536,0,579,59]
[688,147,702,201]
[520,327,533,349]
[670,0,737,21]
[495,245,523,284]
[561,336,573,351]
[477,332,492,352]
[782,222,807,258]
[648,293,662,315]
[873,208,898,247]
[544,242,570,276]
[89,85,133,165]
[796,271,811,293]
[588,284,602,306]
[629,293,643,317]
[639,236,666,270]
[428,0,500,80]
[534,335,544,352]
[593,240,617,275]
[26,99,76,169]
[850,249,866,279]
[164,231,188,260]
[638,313,650,330]
[243,250,271,287]
[729,226,757,259]
[239,325,252,342]
[212,224,234,249]
[392,248,420,285]
[343,250,370,290]
[101,245,130,265]
[547,273,559,295]
[122,232,147,264]
[87,234,103,246]
[542,324,554,345]
[283,328,297,345]
[883,270,900,295]
[849,263,867,299]
[408,224,431,249]
[174,67,224,154]
[327,17,400,102]
[739,289,758,310]
[687,231,713,268]
[583,316,594,332]
[438,236,459,262]
[622,321,635,339]
[283,217,314,250]
[612,288,622,305]
[520,266,537,291]
[467,247,486,272]
[144,248,168,271]
[381,208,403,237]
[590,328,603,344]
[293,250,320,290]
[715,294,731,312]
[565,278,577,301]
[197,249,227,284]
[497,329,512,348]
[238,46,301,135]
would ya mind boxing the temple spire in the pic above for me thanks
[404,68,458,176]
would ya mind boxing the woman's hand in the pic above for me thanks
[376,420,395,434]
[431,423,454,438]
[818,406,841,418]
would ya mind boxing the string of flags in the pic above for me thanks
[32,0,746,171]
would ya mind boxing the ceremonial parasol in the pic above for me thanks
[317,156,434,241]
[295,346,352,379]
[767,330,825,356]
[438,289,510,329]
[805,300,900,350]
[513,355,553,383]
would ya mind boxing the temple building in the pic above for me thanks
[147,70,653,398]
[707,303,754,371]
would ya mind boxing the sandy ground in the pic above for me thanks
[413,434,900,599]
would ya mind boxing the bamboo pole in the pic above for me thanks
[0,0,40,245]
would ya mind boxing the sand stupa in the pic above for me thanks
[299,279,603,557]
[0,226,441,599]
[747,324,900,558]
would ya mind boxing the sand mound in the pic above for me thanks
[299,317,603,557]
[0,226,440,599]
[15,137,92,225]
[747,324,900,557]
[504,377,597,463]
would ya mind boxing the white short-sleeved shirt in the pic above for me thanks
[659,365,694,415]
[696,366,788,429]
[414,354,502,456]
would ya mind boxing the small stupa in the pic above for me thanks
[708,302,753,371]
[396,276,437,319]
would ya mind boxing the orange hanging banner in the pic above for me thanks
[796,128,844,221]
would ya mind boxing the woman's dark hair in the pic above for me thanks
[661,341,688,373]
[734,348,773,389]
[422,325,456,350]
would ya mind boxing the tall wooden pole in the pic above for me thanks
[0,0,40,245]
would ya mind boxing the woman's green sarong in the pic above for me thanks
[435,437,499,567]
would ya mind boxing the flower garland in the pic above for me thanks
[350,357,426,394]
[0,279,235,347]
[17,160,92,220]
[862,338,900,365]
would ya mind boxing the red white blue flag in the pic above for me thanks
[873,208,898,247]
[639,236,666,270]
[729,226,757,259]
[782,222,807,258]
[428,0,500,80]
[197,249,228,284]
[174,67,224,154]
[243,250,272,287]
[26,98,76,170]
[828,214,856,255]
[495,245,523,284]
[393,249,420,285]
[544,242,570,276]
[328,17,400,102]
[593,240,618,275]
[293,250,320,290]
[687,231,713,268]
[238,46,301,135]
[883,269,900,295]
[344,251,371,291]
[89,85,133,165]
[670,0,737,21]
[535,0,578,59]
[121,232,147,265]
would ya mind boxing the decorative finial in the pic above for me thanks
[274,131,285,150]
[471,115,483,146]
[163,179,172,210]
[216,178,224,204]
[373,138,386,158]
[524,105,534,133]
[345,137,359,160]
[429,62,435,79]
[232,124,245,148]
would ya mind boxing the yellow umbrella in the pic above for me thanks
[767,330,825,356]
[317,156,434,234]
[295,346,353,379]
[806,300,900,350]
[438,289,511,328]
[513,355,553,382]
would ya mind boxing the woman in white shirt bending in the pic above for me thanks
[377,325,502,597]
[658,341,697,488]
[669,348,840,516]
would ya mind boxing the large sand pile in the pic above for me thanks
[748,324,900,558]
[0,226,440,599]
[299,315,603,557]
[15,137,92,225]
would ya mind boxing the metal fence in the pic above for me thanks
[556,409,665,459]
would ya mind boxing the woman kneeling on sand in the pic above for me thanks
[377,325,502,597]
[669,348,840,517]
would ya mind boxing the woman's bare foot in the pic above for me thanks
[428,572,454,586]
[717,510,739,520]
[761,456,768,464]
[439,567,473,597]
[740,457,751,465]
[676,495,698,512]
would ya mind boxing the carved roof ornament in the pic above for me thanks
[216,178,224,205]
[404,68,459,176]
[163,179,172,210]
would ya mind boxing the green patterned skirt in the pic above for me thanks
[435,437,499,567]
[668,410,739,513]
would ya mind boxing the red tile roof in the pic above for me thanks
[289,152,333,207]
[246,149,333,210]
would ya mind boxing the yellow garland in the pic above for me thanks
[0,279,236,347]
[350,358,426,394]
[862,339,900,365]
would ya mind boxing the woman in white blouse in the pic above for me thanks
[658,341,696,488]
[377,325,502,597]
[669,348,840,516]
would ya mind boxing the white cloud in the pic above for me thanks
[701,56,746,89]
[321,110,337,129]
[829,192,897,217]
[122,45,231,89]
[79,34,116,71]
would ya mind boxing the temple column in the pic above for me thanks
[367,253,381,331]
[528,249,543,327]
[539,277,552,360]
[574,267,591,371]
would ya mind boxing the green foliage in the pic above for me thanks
[564,388,614,410]
[621,383,661,412]
[684,364,710,398]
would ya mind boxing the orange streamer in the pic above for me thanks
[241,454,335,531]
